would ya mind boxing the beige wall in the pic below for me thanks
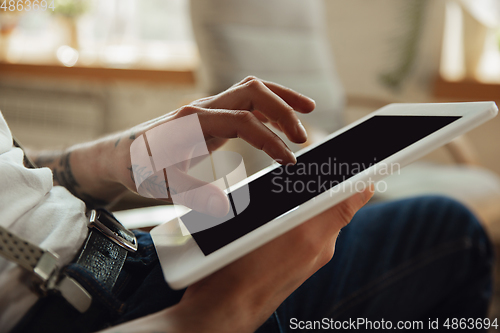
[0,76,201,150]
[324,0,446,102]
[323,0,500,176]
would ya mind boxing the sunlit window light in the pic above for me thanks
[0,0,198,70]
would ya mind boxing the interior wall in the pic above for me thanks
[321,0,500,176]
[0,76,201,150]
[323,0,446,103]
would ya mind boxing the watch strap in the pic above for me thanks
[0,226,45,272]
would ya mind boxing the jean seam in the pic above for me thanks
[328,237,473,319]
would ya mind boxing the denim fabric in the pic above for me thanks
[258,196,494,332]
[13,196,493,332]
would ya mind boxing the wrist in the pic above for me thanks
[96,133,128,185]
[68,135,127,205]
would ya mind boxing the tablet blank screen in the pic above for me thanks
[182,115,460,255]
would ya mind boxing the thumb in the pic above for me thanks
[328,185,374,231]
[167,169,230,218]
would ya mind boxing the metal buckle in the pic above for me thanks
[88,209,138,252]
[30,251,93,313]
[31,250,60,297]
[57,276,92,313]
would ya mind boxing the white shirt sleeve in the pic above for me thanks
[0,112,88,332]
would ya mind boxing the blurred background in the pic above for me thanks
[1,0,500,322]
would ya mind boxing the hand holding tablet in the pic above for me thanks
[150,101,497,289]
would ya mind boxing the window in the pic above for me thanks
[0,0,198,69]
[440,0,500,82]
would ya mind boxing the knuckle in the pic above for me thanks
[276,110,295,125]
[318,247,335,267]
[177,105,200,117]
[261,135,282,152]
[289,224,337,269]
[335,201,358,227]
[244,77,264,90]
[233,110,256,124]
[243,75,259,83]
[292,229,323,259]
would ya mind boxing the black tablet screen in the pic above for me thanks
[182,115,460,255]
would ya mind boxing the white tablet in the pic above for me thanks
[151,102,498,289]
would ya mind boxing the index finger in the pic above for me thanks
[236,76,316,114]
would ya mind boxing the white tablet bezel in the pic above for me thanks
[151,102,498,289]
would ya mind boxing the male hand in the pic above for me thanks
[100,187,374,333]
[109,76,315,214]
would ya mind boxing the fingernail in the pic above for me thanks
[269,144,296,165]
[295,121,307,141]
[286,149,297,165]
[207,194,227,217]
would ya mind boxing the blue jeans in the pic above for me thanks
[14,196,493,332]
